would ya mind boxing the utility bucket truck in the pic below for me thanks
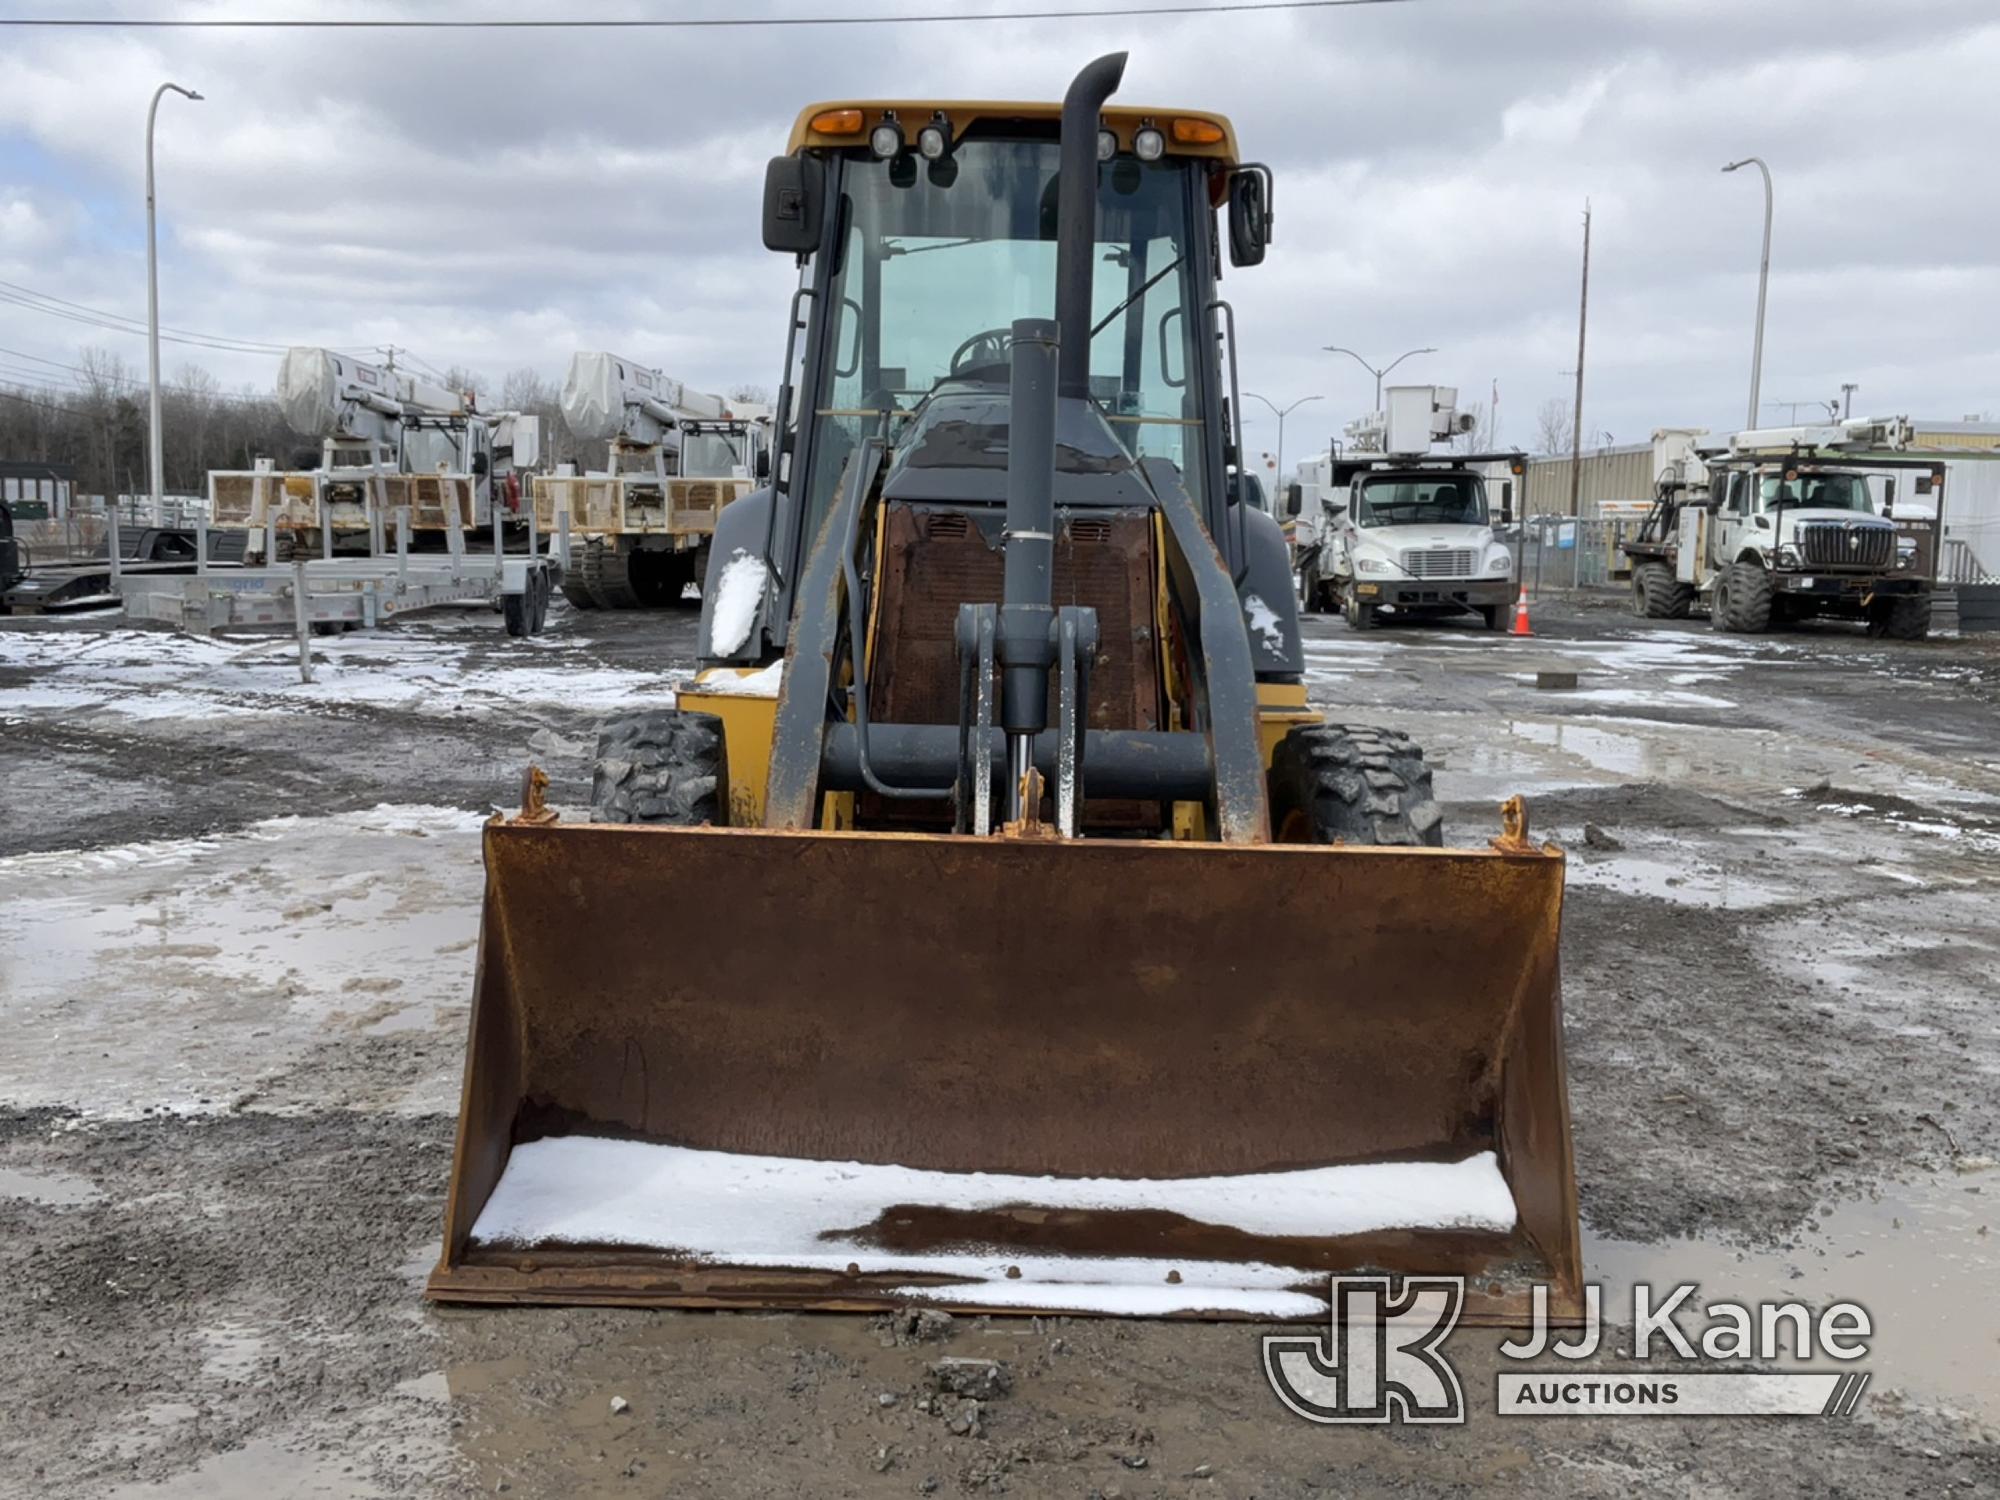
[428,54,1579,1328]
[208,349,540,554]
[1293,386,1523,631]
[1623,420,1944,639]
[534,354,771,610]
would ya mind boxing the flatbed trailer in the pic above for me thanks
[118,505,567,682]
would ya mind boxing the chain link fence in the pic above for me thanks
[1515,515,1644,597]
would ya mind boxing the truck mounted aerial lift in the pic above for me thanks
[533,353,770,610]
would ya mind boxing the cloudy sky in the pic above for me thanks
[2,0,1995,468]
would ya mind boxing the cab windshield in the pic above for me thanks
[1759,472,1874,513]
[681,427,753,479]
[1356,474,1487,526]
[808,137,1208,529]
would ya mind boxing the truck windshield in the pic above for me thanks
[806,138,1208,533]
[681,428,751,479]
[1759,473,1874,513]
[1356,474,1487,526]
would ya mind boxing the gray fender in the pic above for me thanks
[1237,506,1306,678]
[697,488,774,667]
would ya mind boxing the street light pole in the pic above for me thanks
[1244,392,1323,499]
[1722,156,1772,432]
[1322,345,1437,414]
[147,81,203,519]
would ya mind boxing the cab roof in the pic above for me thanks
[787,100,1240,165]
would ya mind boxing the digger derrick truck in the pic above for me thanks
[1624,420,1946,640]
[534,354,772,610]
[208,348,541,553]
[428,55,1579,1327]
[1292,386,1523,631]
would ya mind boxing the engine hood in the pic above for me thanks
[879,382,1159,510]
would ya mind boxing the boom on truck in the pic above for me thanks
[1291,386,1524,631]
[428,55,1578,1326]
[1624,419,1945,639]
[534,354,772,610]
[207,348,541,554]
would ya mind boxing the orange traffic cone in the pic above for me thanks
[1510,586,1534,637]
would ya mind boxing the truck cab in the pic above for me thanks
[1292,387,1520,631]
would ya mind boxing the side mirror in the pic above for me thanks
[762,154,826,255]
[755,448,772,483]
[1500,480,1514,526]
[1285,485,1302,519]
[471,451,490,477]
[1882,477,1895,516]
[1227,166,1271,268]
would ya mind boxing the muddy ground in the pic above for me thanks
[2,595,1997,1497]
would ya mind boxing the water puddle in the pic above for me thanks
[1587,1172,2000,1423]
[1565,850,1787,909]
[0,1164,103,1205]
[103,1435,391,1499]
[0,806,484,1116]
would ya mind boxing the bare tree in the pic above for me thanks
[728,382,773,406]
[1534,397,1575,457]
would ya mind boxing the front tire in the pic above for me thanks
[1866,594,1930,641]
[1269,723,1444,847]
[591,709,726,824]
[1343,586,1376,632]
[1713,560,1773,633]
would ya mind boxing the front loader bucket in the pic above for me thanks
[428,819,1579,1325]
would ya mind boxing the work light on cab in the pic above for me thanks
[870,117,903,159]
[1096,127,1117,161]
[917,114,953,160]
[1134,125,1165,161]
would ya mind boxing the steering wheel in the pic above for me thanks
[949,327,1015,377]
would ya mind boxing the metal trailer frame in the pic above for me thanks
[118,501,572,683]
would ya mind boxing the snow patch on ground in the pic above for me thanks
[708,552,767,656]
[470,1138,1516,1313]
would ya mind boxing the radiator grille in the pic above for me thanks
[1400,547,1476,580]
[1796,521,1893,569]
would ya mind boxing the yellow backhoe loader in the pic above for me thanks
[428,55,1579,1325]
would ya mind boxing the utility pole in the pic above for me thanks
[1567,202,1590,519]
[146,81,202,520]
[1840,382,1858,419]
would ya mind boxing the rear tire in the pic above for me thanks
[1269,723,1444,847]
[1300,560,1323,615]
[591,709,726,825]
[1713,560,1773,633]
[1866,594,1930,641]
[503,586,532,637]
[1633,561,1693,620]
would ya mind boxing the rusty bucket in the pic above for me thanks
[427,818,1578,1325]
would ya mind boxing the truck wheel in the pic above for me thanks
[1633,562,1692,620]
[1269,723,1445,847]
[1713,561,1772,633]
[530,567,550,633]
[591,709,726,825]
[1866,594,1930,641]
[1478,605,1503,630]
[503,586,532,637]
[1300,562,1323,615]
[1343,586,1376,632]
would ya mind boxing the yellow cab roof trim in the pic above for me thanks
[788,100,1240,165]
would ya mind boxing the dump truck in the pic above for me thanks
[1624,420,1946,639]
[428,55,1578,1326]
[533,354,770,610]
[1291,387,1524,630]
[208,348,542,553]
